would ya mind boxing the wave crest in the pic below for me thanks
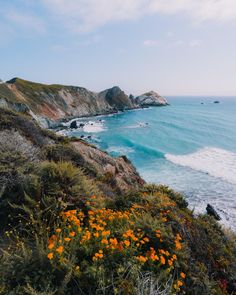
[166,147,236,185]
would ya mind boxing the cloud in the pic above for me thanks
[143,39,159,47]
[189,39,202,47]
[5,10,45,33]
[40,0,236,32]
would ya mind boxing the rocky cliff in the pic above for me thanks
[135,91,168,106]
[0,78,168,128]
[0,108,143,196]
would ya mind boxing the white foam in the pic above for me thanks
[166,147,236,185]
[83,121,105,133]
[56,129,70,136]
[107,146,134,155]
[126,122,149,129]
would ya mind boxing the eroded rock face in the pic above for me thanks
[0,78,168,128]
[100,86,135,111]
[2,79,137,128]
[0,108,144,194]
[135,91,168,106]
[72,141,144,192]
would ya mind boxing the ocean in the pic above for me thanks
[64,97,236,231]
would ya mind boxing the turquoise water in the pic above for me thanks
[67,97,236,230]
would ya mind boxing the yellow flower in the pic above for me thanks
[173,284,179,290]
[47,253,53,260]
[123,240,130,247]
[177,280,183,287]
[180,272,186,279]
[168,259,173,266]
[172,254,177,260]
[93,251,104,260]
[102,230,110,236]
[109,238,118,246]
[160,256,166,265]
[101,239,108,245]
[93,232,99,238]
[136,256,148,263]
[175,241,182,250]
[64,237,71,242]
[69,231,76,237]
[56,246,64,255]
[55,228,61,233]
[48,243,55,250]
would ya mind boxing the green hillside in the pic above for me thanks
[0,109,235,295]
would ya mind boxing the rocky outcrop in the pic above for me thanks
[206,204,221,220]
[135,91,168,106]
[99,86,134,111]
[0,108,144,194]
[72,141,144,192]
[0,78,168,128]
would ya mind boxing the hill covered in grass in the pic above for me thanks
[0,108,236,294]
[0,78,168,129]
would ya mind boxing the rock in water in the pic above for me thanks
[135,91,168,106]
[206,204,221,220]
[70,120,77,129]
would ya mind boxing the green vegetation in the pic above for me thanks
[0,83,20,103]
[0,108,236,294]
[7,77,65,93]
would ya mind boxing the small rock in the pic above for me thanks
[206,204,221,220]
[70,120,77,129]
[79,123,85,128]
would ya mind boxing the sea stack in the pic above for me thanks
[135,91,168,106]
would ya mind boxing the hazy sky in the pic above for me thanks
[1,0,236,95]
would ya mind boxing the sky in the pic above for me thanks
[1,0,236,96]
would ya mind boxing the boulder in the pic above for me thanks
[135,91,168,106]
[206,204,221,220]
[70,120,77,129]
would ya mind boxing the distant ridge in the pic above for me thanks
[0,77,168,128]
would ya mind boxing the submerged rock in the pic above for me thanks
[206,204,221,220]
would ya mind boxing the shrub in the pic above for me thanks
[39,161,101,200]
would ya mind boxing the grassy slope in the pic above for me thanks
[0,109,235,295]
[0,83,20,103]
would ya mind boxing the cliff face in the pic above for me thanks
[0,108,144,195]
[0,78,168,128]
